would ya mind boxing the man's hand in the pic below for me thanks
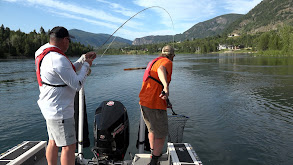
[85,59,93,66]
[161,91,173,109]
[159,90,169,100]
[85,52,96,66]
[85,52,96,60]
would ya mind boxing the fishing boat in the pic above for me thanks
[0,88,203,165]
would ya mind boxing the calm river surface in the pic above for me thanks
[0,54,293,165]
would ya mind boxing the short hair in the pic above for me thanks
[160,45,175,58]
[49,26,70,38]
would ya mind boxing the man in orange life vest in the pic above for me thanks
[35,26,96,165]
[139,45,175,165]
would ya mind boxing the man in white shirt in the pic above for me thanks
[35,26,96,165]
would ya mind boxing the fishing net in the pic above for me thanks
[167,114,189,143]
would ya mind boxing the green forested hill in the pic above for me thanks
[225,0,293,34]
[69,29,132,48]
[133,14,243,45]
[0,26,93,59]
[180,14,243,40]
[2,0,293,58]
[134,0,293,45]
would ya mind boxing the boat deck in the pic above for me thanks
[132,153,169,165]
[29,153,169,165]
[1,141,202,165]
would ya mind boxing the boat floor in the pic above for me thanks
[132,153,169,165]
[2,141,201,164]
[34,153,169,165]
[34,155,60,165]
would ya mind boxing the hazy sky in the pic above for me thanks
[1,0,262,40]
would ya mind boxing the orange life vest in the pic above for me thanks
[142,56,165,86]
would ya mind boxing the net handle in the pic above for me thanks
[167,99,177,115]
[161,91,177,115]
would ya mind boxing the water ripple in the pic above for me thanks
[1,55,293,165]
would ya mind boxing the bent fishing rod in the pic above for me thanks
[97,6,175,57]
[93,6,178,115]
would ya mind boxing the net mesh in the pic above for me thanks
[167,114,189,143]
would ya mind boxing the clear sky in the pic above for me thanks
[1,0,262,41]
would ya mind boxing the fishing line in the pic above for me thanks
[101,35,117,56]
[98,6,175,57]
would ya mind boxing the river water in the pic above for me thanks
[0,54,293,165]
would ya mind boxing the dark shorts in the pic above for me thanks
[140,105,168,138]
[46,117,76,147]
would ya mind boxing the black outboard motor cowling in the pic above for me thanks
[93,101,129,161]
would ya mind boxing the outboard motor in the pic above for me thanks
[93,101,129,162]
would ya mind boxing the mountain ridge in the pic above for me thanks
[132,13,243,45]
[69,29,132,48]
[71,0,293,47]
[224,0,293,35]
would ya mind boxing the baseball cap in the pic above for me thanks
[162,45,175,55]
[49,26,74,39]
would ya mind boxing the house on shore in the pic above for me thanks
[218,44,245,50]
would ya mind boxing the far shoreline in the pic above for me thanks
[2,49,293,60]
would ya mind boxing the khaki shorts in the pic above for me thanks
[46,117,76,147]
[140,105,168,138]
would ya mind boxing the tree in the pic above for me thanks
[268,32,280,50]
[40,27,46,35]
[257,32,270,51]
[0,25,92,58]
[279,25,293,54]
